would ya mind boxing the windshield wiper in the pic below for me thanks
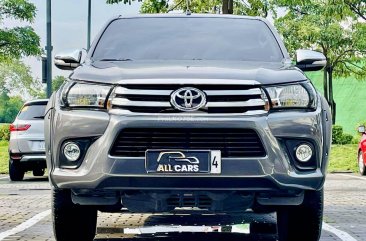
[33,115,45,119]
[98,58,133,62]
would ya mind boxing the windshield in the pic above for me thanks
[92,17,284,62]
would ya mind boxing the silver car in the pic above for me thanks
[46,15,331,241]
[8,99,48,181]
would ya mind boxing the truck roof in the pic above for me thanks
[116,13,264,21]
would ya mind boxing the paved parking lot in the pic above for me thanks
[0,173,365,241]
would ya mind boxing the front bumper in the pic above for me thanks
[45,95,331,193]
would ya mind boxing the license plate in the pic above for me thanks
[145,150,221,174]
[33,141,45,151]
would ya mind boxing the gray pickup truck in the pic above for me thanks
[45,14,331,241]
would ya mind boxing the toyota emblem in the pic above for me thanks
[170,87,206,111]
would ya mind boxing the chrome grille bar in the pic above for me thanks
[114,87,262,96]
[206,99,265,107]
[111,99,171,107]
[206,89,262,96]
[115,87,172,96]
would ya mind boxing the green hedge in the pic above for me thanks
[332,125,355,145]
[0,124,10,141]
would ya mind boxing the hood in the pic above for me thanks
[70,60,307,85]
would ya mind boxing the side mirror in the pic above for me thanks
[295,49,327,72]
[54,50,82,70]
[358,126,365,133]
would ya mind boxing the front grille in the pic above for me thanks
[110,128,266,158]
[111,83,266,115]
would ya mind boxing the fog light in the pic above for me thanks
[295,144,313,162]
[63,142,81,162]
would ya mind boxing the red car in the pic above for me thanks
[358,126,366,175]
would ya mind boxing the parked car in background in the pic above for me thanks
[357,126,366,176]
[8,99,48,181]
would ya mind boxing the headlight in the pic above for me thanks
[61,82,113,108]
[263,82,316,110]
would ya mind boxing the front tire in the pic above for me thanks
[9,159,24,181]
[358,151,366,176]
[277,189,323,241]
[52,189,97,241]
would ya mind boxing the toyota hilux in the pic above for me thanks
[45,14,332,241]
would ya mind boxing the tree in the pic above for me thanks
[173,0,222,13]
[274,1,366,78]
[0,0,42,61]
[52,76,67,92]
[106,0,268,16]
[234,0,268,16]
[141,0,169,13]
[273,0,366,123]
[0,91,23,123]
[343,0,366,20]
[0,59,43,99]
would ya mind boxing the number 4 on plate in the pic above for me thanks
[210,151,221,174]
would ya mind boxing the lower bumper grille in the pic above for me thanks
[167,194,212,209]
[110,128,266,158]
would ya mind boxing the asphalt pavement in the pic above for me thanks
[0,173,365,241]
